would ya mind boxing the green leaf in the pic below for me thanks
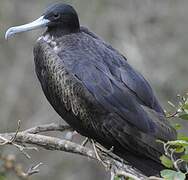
[178,134,188,141]
[179,114,188,120]
[181,154,188,162]
[183,103,188,110]
[160,155,173,168]
[160,169,185,180]
[175,146,185,153]
[0,174,6,180]
[113,176,121,180]
[173,123,182,130]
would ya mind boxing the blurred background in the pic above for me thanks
[0,0,188,179]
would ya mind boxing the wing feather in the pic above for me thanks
[81,27,164,114]
[42,31,176,139]
[34,37,176,167]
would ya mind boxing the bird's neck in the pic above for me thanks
[47,23,80,38]
[48,28,80,37]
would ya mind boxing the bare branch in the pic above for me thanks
[0,123,147,180]
[0,120,38,159]
[24,123,71,134]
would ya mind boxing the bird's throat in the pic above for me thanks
[47,26,80,38]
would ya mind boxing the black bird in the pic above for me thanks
[5,3,177,176]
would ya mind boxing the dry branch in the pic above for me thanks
[0,123,148,180]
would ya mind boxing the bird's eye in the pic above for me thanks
[53,13,60,19]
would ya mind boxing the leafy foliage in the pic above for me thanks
[160,169,185,180]
[114,176,121,180]
[160,155,173,168]
[0,175,6,180]
[159,94,188,180]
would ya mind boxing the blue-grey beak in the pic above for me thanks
[5,16,50,40]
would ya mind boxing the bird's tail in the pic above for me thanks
[115,150,164,176]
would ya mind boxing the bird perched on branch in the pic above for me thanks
[5,3,177,176]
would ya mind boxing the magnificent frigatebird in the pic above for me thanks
[5,3,177,176]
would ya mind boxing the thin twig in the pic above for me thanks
[26,162,43,176]
[25,123,71,134]
[10,120,21,142]
[148,176,163,180]
[81,137,89,146]
[166,111,179,118]
[91,139,104,163]
[115,170,142,180]
[0,120,38,159]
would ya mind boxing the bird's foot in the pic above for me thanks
[96,144,114,154]
[91,139,111,170]
[66,135,112,170]
[94,144,127,169]
[81,137,89,146]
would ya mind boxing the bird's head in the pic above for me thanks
[5,3,80,39]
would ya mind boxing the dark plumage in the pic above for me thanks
[5,3,177,176]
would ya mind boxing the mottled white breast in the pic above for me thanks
[37,34,61,53]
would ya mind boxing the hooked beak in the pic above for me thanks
[5,16,50,40]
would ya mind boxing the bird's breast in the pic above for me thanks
[33,38,106,137]
[38,34,62,54]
